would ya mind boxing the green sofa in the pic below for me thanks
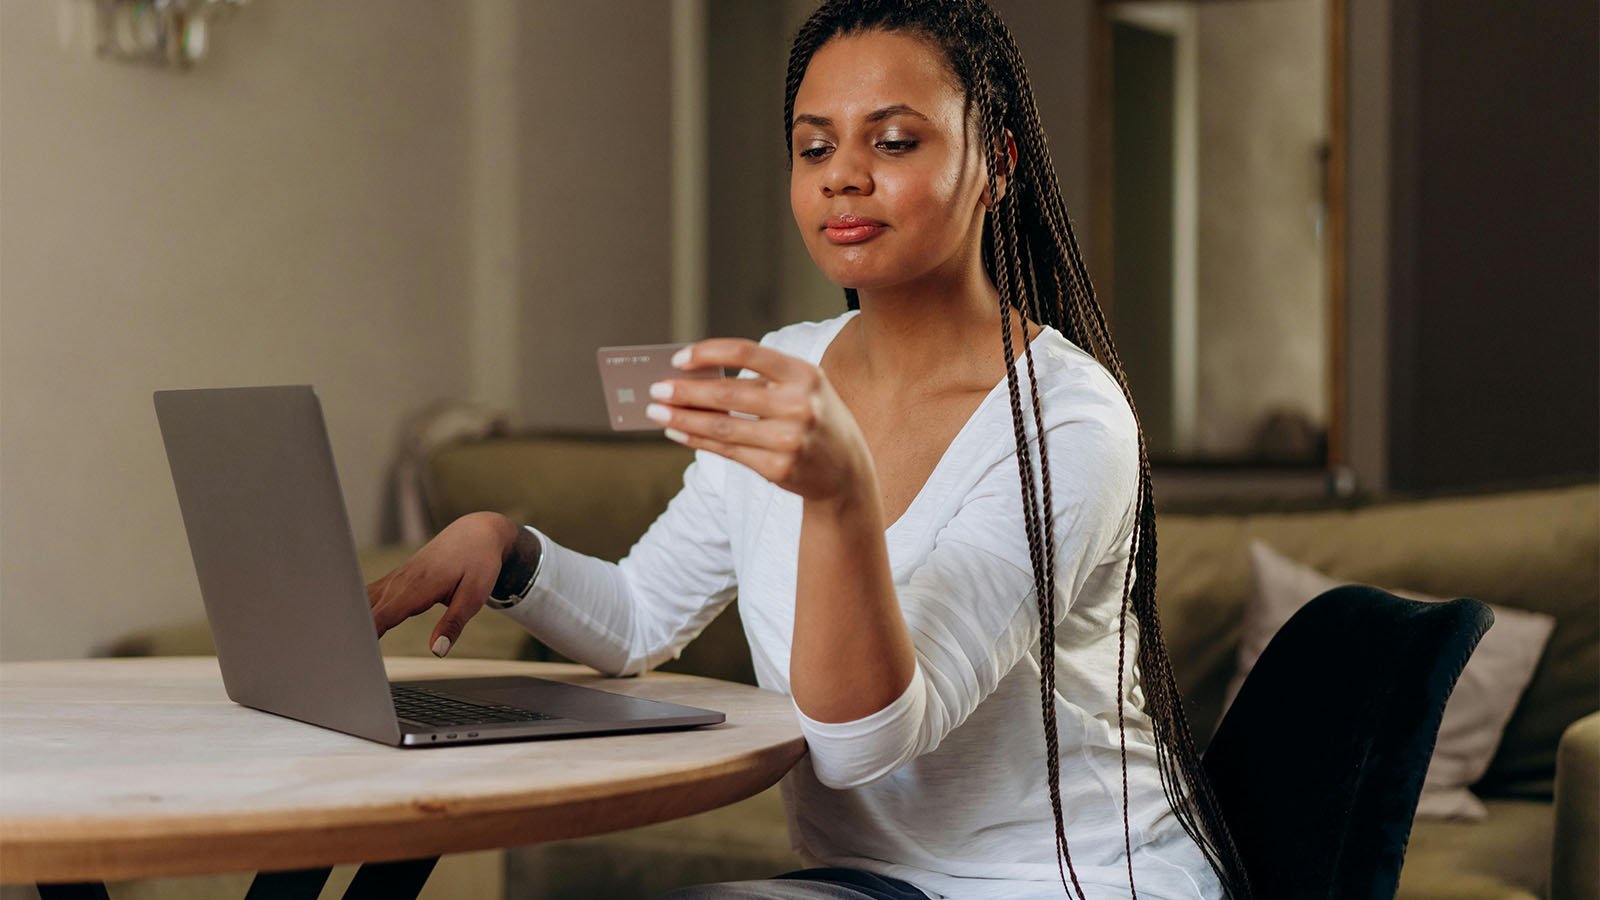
[111,434,1599,900]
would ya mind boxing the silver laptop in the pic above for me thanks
[154,385,725,747]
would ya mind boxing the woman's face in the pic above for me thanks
[789,29,994,295]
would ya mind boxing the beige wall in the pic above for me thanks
[514,1,677,431]
[0,1,474,659]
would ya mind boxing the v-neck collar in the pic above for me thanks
[804,309,1055,537]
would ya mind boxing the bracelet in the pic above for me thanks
[487,525,544,609]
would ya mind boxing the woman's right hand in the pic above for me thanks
[366,510,520,657]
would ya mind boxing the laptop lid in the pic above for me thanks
[155,386,402,745]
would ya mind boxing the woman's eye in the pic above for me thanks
[798,146,830,160]
[878,139,918,152]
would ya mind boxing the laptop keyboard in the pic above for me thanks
[390,683,559,728]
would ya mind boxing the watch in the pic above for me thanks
[487,525,544,609]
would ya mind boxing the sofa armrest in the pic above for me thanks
[1552,710,1600,900]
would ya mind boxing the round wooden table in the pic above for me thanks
[0,657,807,889]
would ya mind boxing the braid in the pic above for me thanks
[972,10,1142,892]
[970,53,1087,898]
[992,15,1255,886]
[785,3,1255,897]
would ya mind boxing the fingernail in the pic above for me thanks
[648,381,673,401]
[671,346,691,369]
[645,403,671,423]
[431,635,451,658]
[664,427,688,444]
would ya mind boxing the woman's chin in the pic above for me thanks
[810,250,946,295]
[810,247,895,283]
[815,266,902,294]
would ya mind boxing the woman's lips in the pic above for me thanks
[823,214,886,245]
[825,220,889,240]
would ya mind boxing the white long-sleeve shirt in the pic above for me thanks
[499,309,1226,900]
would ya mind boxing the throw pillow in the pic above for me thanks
[1220,539,1556,820]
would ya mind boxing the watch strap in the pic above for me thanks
[488,525,543,609]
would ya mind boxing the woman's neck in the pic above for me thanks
[844,267,1038,400]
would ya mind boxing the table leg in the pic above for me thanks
[341,856,439,900]
[28,857,436,900]
[36,886,110,900]
[245,866,334,899]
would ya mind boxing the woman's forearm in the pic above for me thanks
[790,486,917,723]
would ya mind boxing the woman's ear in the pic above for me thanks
[980,128,1019,211]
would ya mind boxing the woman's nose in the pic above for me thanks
[821,146,873,196]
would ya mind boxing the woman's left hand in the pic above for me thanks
[646,338,876,509]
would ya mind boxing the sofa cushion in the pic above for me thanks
[1397,798,1552,899]
[1229,539,1555,820]
[1155,483,1598,791]
[427,435,695,562]
[1149,514,1255,747]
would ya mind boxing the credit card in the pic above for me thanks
[597,343,726,431]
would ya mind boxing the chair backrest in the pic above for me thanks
[1202,584,1494,900]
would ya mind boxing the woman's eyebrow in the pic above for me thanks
[866,104,930,123]
[793,104,931,128]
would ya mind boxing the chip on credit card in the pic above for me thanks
[597,343,727,431]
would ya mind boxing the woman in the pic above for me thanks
[369,1,1253,897]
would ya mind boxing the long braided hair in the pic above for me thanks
[784,3,1253,898]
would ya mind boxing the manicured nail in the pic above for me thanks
[645,403,671,423]
[431,635,451,658]
[664,427,688,444]
[649,381,673,401]
[671,346,692,369]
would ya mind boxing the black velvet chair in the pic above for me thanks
[1202,584,1495,900]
